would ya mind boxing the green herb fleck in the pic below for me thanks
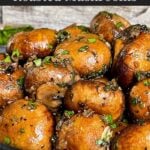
[77,25,89,32]
[17,76,24,87]
[115,22,124,29]
[110,123,117,129]
[131,97,145,109]
[57,30,70,43]
[85,64,107,79]
[48,44,53,49]
[103,115,113,124]
[61,50,69,55]
[64,110,74,118]
[4,55,11,63]
[3,136,11,145]
[135,71,150,81]
[103,115,117,129]
[33,58,42,67]
[12,49,20,58]
[78,45,89,52]
[144,80,150,86]
[131,97,139,105]
[19,128,25,134]
[103,79,119,92]
[43,56,51,64]
[88,38,96,43]
[27,100,37,110]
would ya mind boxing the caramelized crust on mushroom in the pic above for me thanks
[64,79,124,120]
[54,33,111,78]
[90,11,130,43]
[129,78,150,121]
[111,123,150,150]
[115,32,150,87]
[56,111,113,150]
[113,24,149,69]
[0,99,54,150]
[7,28,57,59]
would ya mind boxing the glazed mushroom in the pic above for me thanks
[114,28,150,88]
[113,24,149,70]
[111,123,150,150]
[54,33,111,78]
[56,110,113,150]
[90,11,130,43]
[64,79,125,120]
[129,78,150,121]
[0,99,54,150]
[0,54,25,107]
[24,58,80,111]
[7,28,57,60]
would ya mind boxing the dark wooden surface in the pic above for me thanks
[0,6,149,29]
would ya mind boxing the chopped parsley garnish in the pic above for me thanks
[115,22,124,29]
[135,71,150,81]
[144,80,150,86]
[103,114,117,129]
[103,115,113,125]
[61,50,69,55]
[17,76,25,87]
[131,97,140,105]
[64,110,74,118]
[131,97,145,108]
[110,123,117,129]
[78,45,89,52]
[48,44,53,49]
[88,38,96,43]
[4,55,11,63]
[27,100,37,110]
[12,49,20,58]
[103,79,119,92]
[33,58,42,67]
[43,56,51,64]
[3,136,11,145]
[57,30,70,43]
[85,64,107,79]
[77,25,89,32]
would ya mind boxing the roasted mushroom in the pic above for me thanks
[54,33,111,78]
[129,78,150,121]
[64,79,125,120]
[113,24,149,70]
[25,58,80,111]
[111,123,150,150]
[7,28,57,60]
[90,11,130,43]
[0,99,54,150]
[0,54,25,107]
[56,110,113,150]
[114,29,150,88]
